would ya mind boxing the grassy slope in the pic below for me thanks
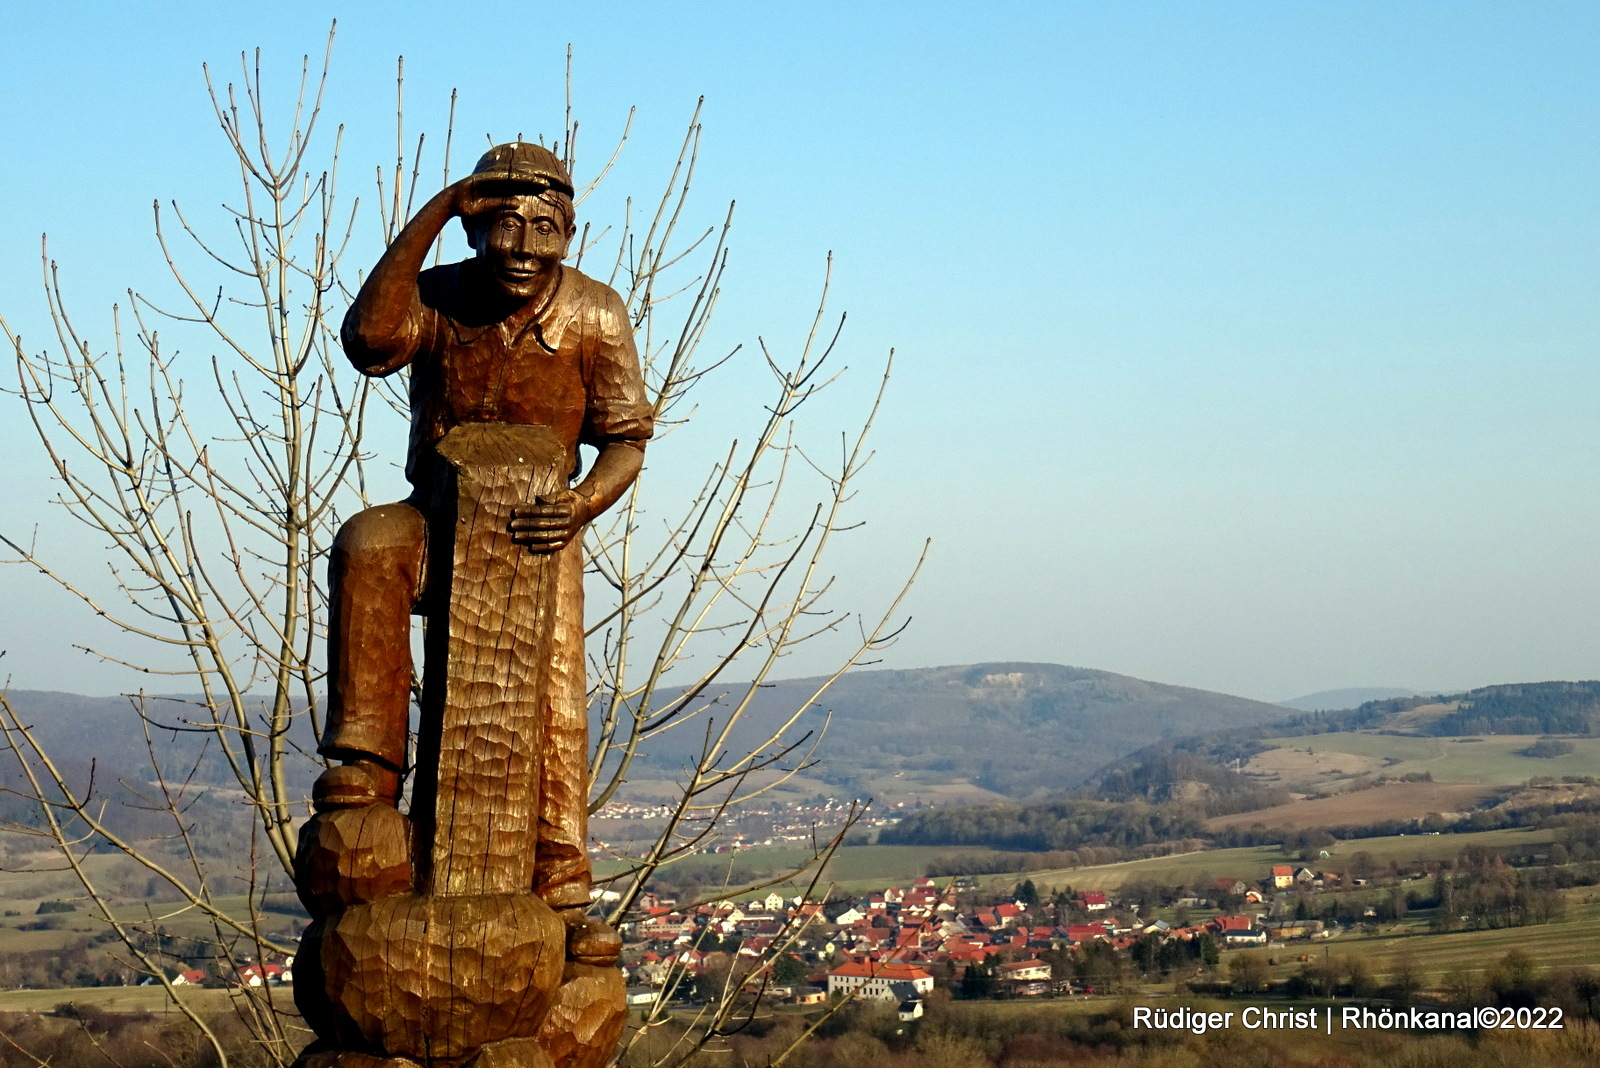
[595,826,1567,900]
[1205,782,1499,831]
[0,889,304,955]
[1237,890,1600,990]
[994,826,1560,893]
[599,844,1021,897]
[1256,733,1600,787]
[1351,896,1600,981]
[0,986,250,1013]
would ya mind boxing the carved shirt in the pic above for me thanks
[343,260,653,488]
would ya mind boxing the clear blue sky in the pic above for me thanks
[2,2,1597,701]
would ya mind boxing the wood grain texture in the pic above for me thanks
[463,1036,557,1068]
[412,423,565,897]
[307,143,646,1066]
[307,891,566,1061]
[293,1046,422,1068]
[535,964,628,1068]
[531,534,591,908]
[321,503,427,770]
[296,423,624,1066]
[295,805,414,917]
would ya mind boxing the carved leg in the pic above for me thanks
[323,502,427,771]
[463,1036,557,1068]
[536,964,628,1068]
[291,1044,422,1068]
[294,804,414,916]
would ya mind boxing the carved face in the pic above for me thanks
[469,195,575,301]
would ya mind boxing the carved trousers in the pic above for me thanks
[322,500,593,909]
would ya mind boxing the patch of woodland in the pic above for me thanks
[0,1008,274,1067]
[881,750,1288,852]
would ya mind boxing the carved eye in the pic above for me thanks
[534,221,555,235]
[498,217,519,232]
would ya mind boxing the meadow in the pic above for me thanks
[0,884,304,957]
[999,825,1562,893]
[599,844,1026,896]
[1336,892,1600,983]
[1205,782,1498,831]
[0,985,244,1013]
[1251,732,1600,788]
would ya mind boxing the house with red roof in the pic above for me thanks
[999,959,1052,996]
[234,963,287,987]
[1064,922,1114,944]
[1000,959,1051,982]
[827,961,935,1000]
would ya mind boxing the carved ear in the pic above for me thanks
[461,216,482,250]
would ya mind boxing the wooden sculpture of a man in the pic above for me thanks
[292,143,650,1068]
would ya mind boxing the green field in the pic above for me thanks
[1350,896,1600,981]
[1329,826,1558,862]
[598,825,1568,902]
[990,846,1295,893]
[0,889,305,957]
[608,766,1003,811]
[1233,891,1600,990]
[0,852,136,911]
[1000,826,1561,893]
[600,844,1023,897]
[0,985,251,1013]
[1264,732,1600,786]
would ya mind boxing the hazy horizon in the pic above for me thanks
[2,2,1596,703]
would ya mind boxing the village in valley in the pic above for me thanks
[589,796,909,859]
[612,861,1369,1015]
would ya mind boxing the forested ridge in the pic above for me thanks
[881,753,1286,851]
[1425,681,1600,736]
[882,682,1600,853]
[880,797,1205,852]
[1096,680,1600,775]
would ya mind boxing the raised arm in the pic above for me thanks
[340,179,476,375]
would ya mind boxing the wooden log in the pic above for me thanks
[412,423,568,897]
[296,423,581,1064]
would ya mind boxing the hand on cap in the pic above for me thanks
[447,173,527,220]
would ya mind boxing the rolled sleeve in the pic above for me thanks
[580,289,654,450]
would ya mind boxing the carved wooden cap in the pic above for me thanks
[471,142,575,198]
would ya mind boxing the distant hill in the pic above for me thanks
[1076,679,1600,825]
[1277,687,1425,712]
[0,690,174,800]
[2,663,1299,807]
[879,679,1600,849]
[0,690,283,847]
[0,690,316,801]
[1421,681,1600,736]
[634,662,1300,798]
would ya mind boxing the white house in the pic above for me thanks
[826,962,934,1000]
